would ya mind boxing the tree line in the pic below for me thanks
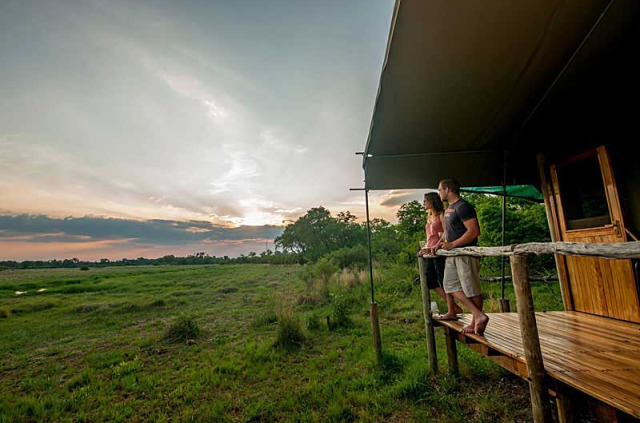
[0,194,553,274]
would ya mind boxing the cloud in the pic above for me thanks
[0,0,396,236]
[0,214,283,246]
[378,190,427,208]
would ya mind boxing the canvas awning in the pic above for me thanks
[363,0,640,191]
[461,185,543,202]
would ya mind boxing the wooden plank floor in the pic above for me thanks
[435,311,640,418]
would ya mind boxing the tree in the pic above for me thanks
[275,207,365,262]
[369,218,403,260]
[396,200,427,239]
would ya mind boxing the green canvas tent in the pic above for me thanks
[362,0,639,191]
[461,185,543,202]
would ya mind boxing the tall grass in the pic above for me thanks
[165,314,200,343]
[274,303,306,351]
[0,264,564,422]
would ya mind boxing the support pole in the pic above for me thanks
[444,327,458,374]
[555,385,575,423]
[500,150,511,312]
[510,255,552,423]
[365,188,382,364]
[418,256,438,373]
[370,302,382,363]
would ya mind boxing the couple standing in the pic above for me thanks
[419,178,489,336]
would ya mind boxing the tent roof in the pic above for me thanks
[363,0,639,190]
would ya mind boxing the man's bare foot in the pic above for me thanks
[434,312,459,321]
[461,320,475,334]
[474,314,489,336]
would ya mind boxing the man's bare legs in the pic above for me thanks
[450,291,489,335]
[433,287,463,319]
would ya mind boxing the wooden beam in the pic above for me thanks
[511,255,552,423]
[418,257,438,373]
[420,241,640,260]
[481,275,559,282]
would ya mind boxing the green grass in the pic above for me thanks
[0,263,564,422]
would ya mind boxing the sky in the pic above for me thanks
[0,0,427,261]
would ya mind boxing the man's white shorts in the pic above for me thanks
[443,256,481,298]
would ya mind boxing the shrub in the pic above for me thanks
[10,302,57,315]
[165,314,200,343]
[66,368,91,391]
[327,402,356,423]
[0,309,9,318]
[305,313,321,331]
[111,356,141,378]
[149,299,166,307]
[115,302,143,314]
[324,245,368,269]
[274,307,305,351]
[80,266,90,271]
[252,310,278,328]
[314,258,338,284]
[299,265,315,290]
[330,293,352,329]
[217,286,238,294]
[336,268,364,289]
[74,304,100,313]
[295,293,323,307]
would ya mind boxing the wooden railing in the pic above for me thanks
[417,241,640,423]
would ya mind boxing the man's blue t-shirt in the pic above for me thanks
[444,198,478,247]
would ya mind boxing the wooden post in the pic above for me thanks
[510,254,552,423]
[499,298,511,312]
[555,387,575,423]
[370,302,383,364]
[418,256,438,373]
[444,327,458,374]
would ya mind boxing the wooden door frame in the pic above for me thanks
[536,153,573,310]
[543,145,640,321]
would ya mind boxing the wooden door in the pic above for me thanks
[550,146,640,322]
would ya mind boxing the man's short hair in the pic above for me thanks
[439,178,460,194]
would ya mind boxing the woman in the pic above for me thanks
[419,192,462,320]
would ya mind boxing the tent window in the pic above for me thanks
[557,154,611,230]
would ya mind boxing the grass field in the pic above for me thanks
[0,263,563,422]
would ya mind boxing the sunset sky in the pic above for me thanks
[0,0,426,261]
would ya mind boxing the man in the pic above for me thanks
[435,178,489,335]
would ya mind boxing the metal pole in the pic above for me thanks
[500,150,511,312]
[365,188,375,303]
[365,188,382,362]
[353,151,382,362]
[501,191,506,299]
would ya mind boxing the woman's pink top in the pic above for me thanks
[425,215,444,248]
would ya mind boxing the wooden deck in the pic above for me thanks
[434,311,640,419]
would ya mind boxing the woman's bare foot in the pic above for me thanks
[434,312,459,321]
[474,314,489,336]
[451,304,463,315]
